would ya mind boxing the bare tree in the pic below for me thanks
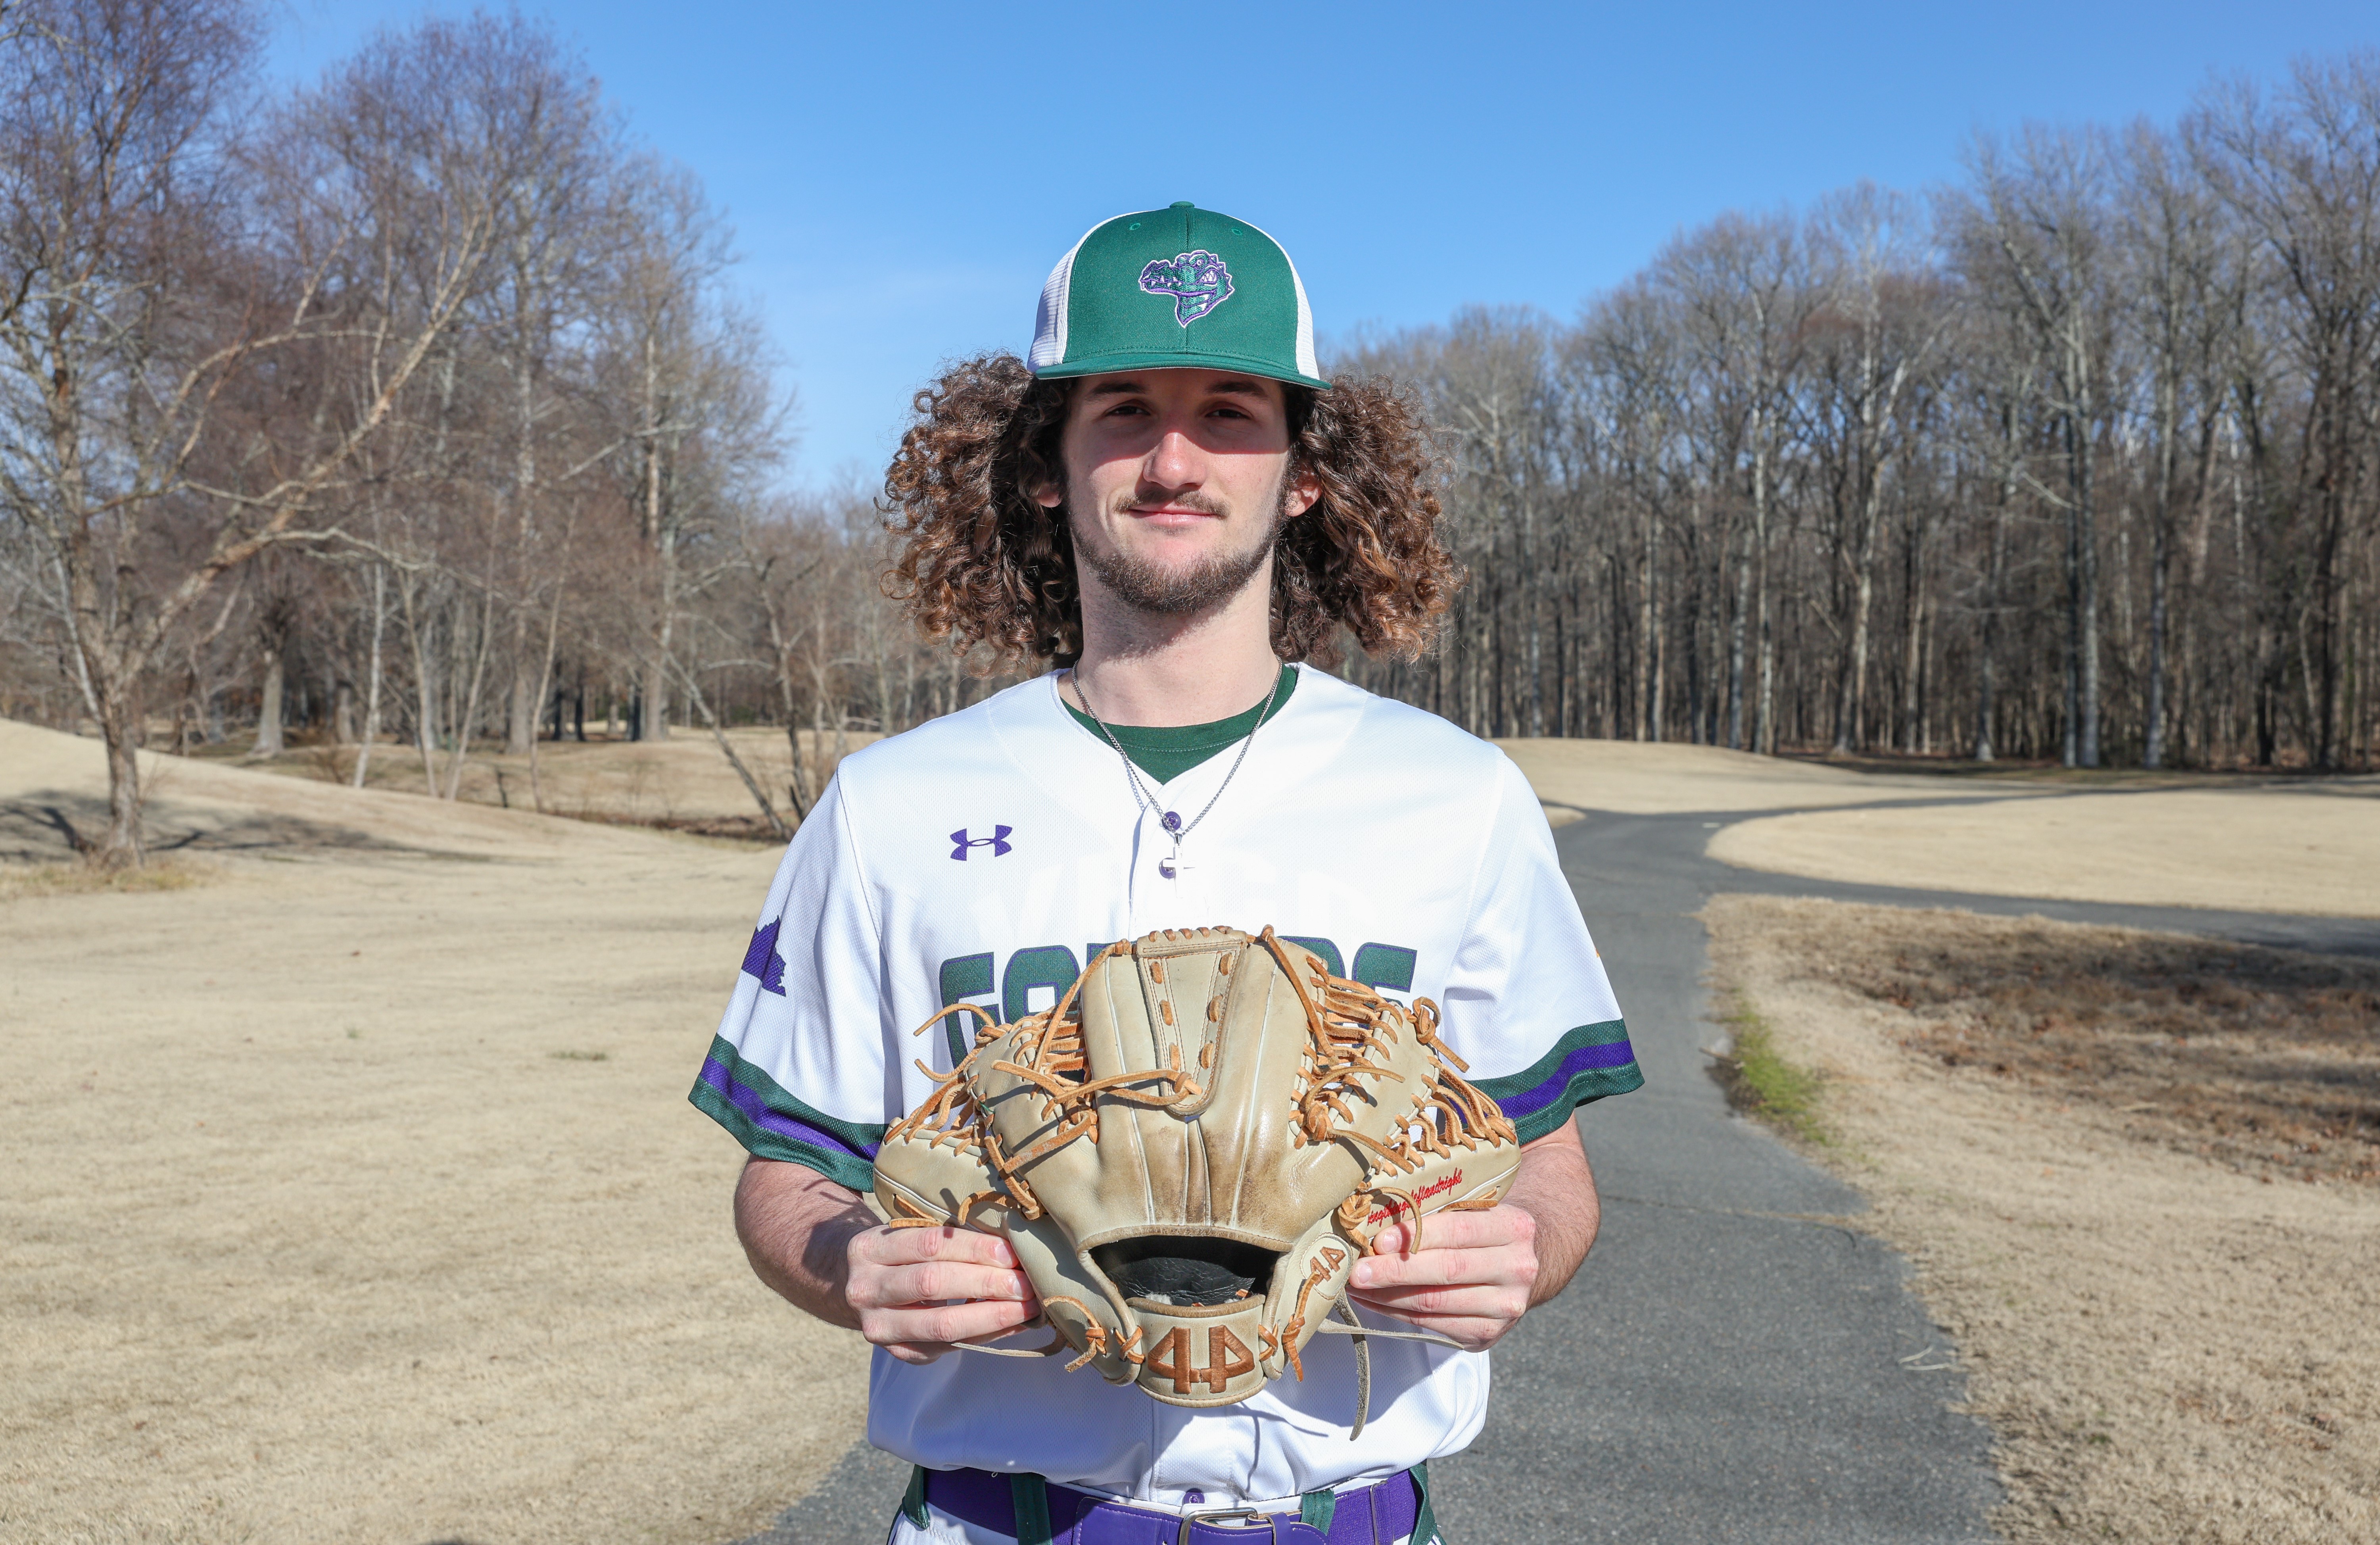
[2192,56,2380,769]
[594,156,743,742]
[1654,211,1816,751]
[0,0,505,862]
[1803,184,1947,755]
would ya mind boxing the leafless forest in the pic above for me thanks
[1347,60,2380,779]
[5,2,2376,868]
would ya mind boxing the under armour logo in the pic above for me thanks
[949,825,1013,861]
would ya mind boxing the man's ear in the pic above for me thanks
[1283,471,1322,519]
[1032,479,1064,510]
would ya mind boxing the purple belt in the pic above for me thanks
[921,1465,1424,1545]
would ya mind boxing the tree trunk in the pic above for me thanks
[639,503,676,741]
[1901,509,1927,754]
[446,583,503,800]
[1637,500,1662,741]
[2077,426,2102,768]
[353,565,388,789]
[96,685,146,869]
[1755,508,1775,755]
[1522,496,1545,737]
[505,661,537,755]
[2051,394,2104,769]
[639,652,670,741]
[636,327,674,743]
[525,549,571,812]
[1835,560,1876,755]
[1833,467,1885,756]
[400,578,440,790]
[1975,493,2008,762]
[251,648,286,758]
[2146,492,2172,771]
[1727,450,1760,749]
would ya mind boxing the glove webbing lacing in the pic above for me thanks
[879,944,1203,1227]
[1258,928,1517,1257]
[1260,928,1409,1158]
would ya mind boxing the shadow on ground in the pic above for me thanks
[2,789,452,865]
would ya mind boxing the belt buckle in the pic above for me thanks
[1177,1507,1270,1544]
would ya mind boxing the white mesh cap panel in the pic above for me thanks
[1028,223,1100,372]
[1240,216,1321,382]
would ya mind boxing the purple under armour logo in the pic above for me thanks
[949,825,1013,861]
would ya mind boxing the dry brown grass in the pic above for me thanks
[1710,786,2380,918]
[0,858,213,899]
[198,727,876,836]
[1494,737,2040,814]
[1,719,867,1545]
[1707,895,2380,1545]
[1831,923,2380,1186]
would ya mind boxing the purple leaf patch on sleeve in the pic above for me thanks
[741,918,787,996]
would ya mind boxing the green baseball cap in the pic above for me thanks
[1029,202,1330,391]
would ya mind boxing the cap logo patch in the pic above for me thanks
[1138,250,1234,326]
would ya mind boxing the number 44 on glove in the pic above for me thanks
[867,925,1523,1436]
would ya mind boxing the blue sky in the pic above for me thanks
[266,2,2376,490]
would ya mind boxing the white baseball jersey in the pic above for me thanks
[693,665,1639,1507]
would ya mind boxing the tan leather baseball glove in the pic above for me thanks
[867,925,1523,1432]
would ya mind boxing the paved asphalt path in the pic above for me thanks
[734,797,2378,1545]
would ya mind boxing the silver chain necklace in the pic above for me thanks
[1070,665,1282,880]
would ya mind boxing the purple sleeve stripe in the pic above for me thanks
[698,1057,881,1159]
[1493,1039,1641,1118]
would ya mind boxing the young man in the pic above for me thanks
[693,203,1641,1545]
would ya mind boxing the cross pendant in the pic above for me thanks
[1159,846,1192,879]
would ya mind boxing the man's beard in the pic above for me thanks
[1070,491,1283,617]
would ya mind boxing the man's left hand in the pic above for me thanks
[1346,1205,1542,1352]
[1344,1121,1603,1352]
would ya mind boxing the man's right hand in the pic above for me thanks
[734,1157,1042,1363]
[845,1221,1041,1364]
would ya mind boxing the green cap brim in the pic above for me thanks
[1031,349,1330,392]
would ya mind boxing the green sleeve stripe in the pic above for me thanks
[694,1035,889,1149]
[688,1080,879,1191]
[1504,1063,1647,1144]
[689,1035,887,1191]
[1473,1018,1644,1143]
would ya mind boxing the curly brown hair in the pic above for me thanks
[881,354,1460,670]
